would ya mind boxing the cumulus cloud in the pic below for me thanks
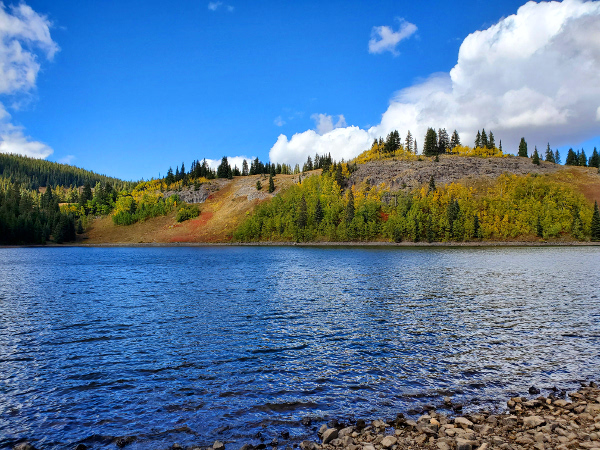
[204,156,253,172]
[0,2,57,158]
[368,19,417,55]
[270,0,600,165]
[311,113,347,135]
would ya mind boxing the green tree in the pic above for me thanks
[532,146,540,165]
[565,148,578,165]
[423,128,438,156]
[314,198,324,224]
[474,130,481,148]
[268,174,275,193]
[554,149,561,164]
[405,130,414,153]
[217,156,230,178]
[592,201,600,241]
[428,176,436,193]
[589,147,600,168]
[345,189,355,223]
[488,131,495,149]
[256,179,262,191]
[450,130,460,149]
[578,149,587,167]
[473,214,482,239]
[437,128,449,154]
[242,159,249,176]
[518,138,528,157]
[481,129,488,149]
[544,143,555,163]
[297,195,307,228]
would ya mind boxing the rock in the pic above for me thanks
[240,445,254,450]
[318,425,327,436]
[356,419,366,430]
[516,435,535,445]
[301,417,312,426]
[13,444,36,450]
[116,437,135,448]
[340,436,353,447]
[501,415,518,428]
[444,396,452,405]
[587,404,600,415]
[455,438,474,450]
[321,428,338,445]
[529,386,541,395]
[415,434,427,445]
[523,415,546,429]
[280,431,290,440]
[380,436,397,448]
[213,441,225,450]
[362,445,375,450]
[74,445,87,450]
[455,417,474,428]
[437,442,451,450]
[270,438,279,447]
[300,442,316,450]
[172,445,182,450]
[338,427,353,438]
[476,444,488,450]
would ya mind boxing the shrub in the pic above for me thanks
[176,204,200,222]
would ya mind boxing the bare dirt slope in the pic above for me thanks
[84,173,306,244]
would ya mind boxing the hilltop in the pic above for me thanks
[80,155,600,245]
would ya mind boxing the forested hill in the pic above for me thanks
[0,153,131,190]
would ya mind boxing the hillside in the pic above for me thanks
[80,156,600,244]
[84,172,307,244]
[0,153,130,190]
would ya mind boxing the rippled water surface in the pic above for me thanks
[1,246,599,449]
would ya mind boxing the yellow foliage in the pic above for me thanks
[450,145,506,158]
[353,142,418,164]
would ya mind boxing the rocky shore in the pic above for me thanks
[12,383,600,450]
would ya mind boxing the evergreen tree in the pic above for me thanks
[80,182,93,206]
[578,149,587,167]
[544,143,555,163]
[428,176,436,193]
[165,167,175,185]
[217,156,230,178]
[554,149,561,165]
[297,195,307,228]
[536,216,543,238]
[488,131,495,149]
[518,138,528,157]
[474,130,482,148]
[565,148,578,165]
[532,146,540,165]
[450,130,460,149]
[345,189,355,223]
[242,159,249,176]
[591,201,600,241]
[414,140,418,154]
[314,198,323,224]
[405,130,414,153]
[589,147,600,168]
[268,174,275,193]
[473,214,482,239]
[423,128,438,156]
[499,140,502,152]
[437,128,449,154]
[256,180,262,191]
[481,129,488,149]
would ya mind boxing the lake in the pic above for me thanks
[0,246,599,450]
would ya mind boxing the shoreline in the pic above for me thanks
[10,382,600,450]
[2,240,600,249]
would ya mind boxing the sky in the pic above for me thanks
[0,0,599,181]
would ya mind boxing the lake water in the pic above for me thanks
[0,246,599,450]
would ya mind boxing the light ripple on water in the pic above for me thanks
[0,246,599,450]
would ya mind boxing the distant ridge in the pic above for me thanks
[0,153,131,190]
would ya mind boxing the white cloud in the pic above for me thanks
[208,2,234,12]
[58,155,75,165]
[204,156,253,172]
[274,116,285,127]
[0,2,57,159]
[270,0,600,165]
[368,19,417,55]
[311,113,347,135]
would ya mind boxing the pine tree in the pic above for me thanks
[518,138,528,157]
[536,216,543,238]
[578,149,587,167]
[591,201,600,241]
[256,180,262,191]
[474,130,481,148]
[414,140,418,154]
[217,156,230,178]
[423,128,438,156]
[481,129,488,149]
[345,189,355,223]
[450,130,460,149]
[242,160,249,176]
[268,174,275,193]
[532,146,540,165]
[589,147,600,168]
[488,131,495,149]
[554,149,561,165]
[544,143,555,163]
[473,214,482,239]
[297,195,307,228]
[437,128,449,154]
[80,182,93,205]
[565,148,578,165]
[314,198,323,224]
[499,140,502,152]
[405,130,414,153]
[428,176,436,193]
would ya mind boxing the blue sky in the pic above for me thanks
[2,0,600,180]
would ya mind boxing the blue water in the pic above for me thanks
[0,246,599,450]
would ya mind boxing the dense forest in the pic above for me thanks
[0,153,132,190]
